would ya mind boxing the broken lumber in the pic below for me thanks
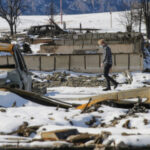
[41,129,79,141]
[67,133,95,143]
[77,87,150,110]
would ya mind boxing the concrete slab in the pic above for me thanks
[56,55,69,70]
[70,55,85,72]
[109,44,134,53]
[86,55,101,73]
[8,56,15,65]
[41,56,54,71]
[24,56,40,70]
[115,54,129,71]
[0,56,7,65]
[64,40,74,46]
[130,54,143,71]
[74,40,83,46]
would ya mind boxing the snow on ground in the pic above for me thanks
[30,43,43,54]
[0,71,150,147]
[0,12,146,34]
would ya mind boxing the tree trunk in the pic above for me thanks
[139,8,142,33]
[9,23,14,36]
[146,17,150,39]
[14,23,17,34]
[143,0,150,39]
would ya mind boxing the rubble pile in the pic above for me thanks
[32,72,119,91]
[0,97,150,149]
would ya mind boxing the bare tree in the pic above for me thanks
[49,0,55,25]
[137,2,143,33]
[118,1,135,32]
[118,0,145,33]
[129,1,144,33]
[0,0,25,36]
[141,0,150,39]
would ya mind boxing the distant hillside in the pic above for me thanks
[24,0,132,15]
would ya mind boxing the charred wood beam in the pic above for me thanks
[0,87,73,109]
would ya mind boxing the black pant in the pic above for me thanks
[104,64,117,88]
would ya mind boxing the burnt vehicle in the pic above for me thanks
[27,22,67,37]
[0,43,32,91]
[27,19,68,37]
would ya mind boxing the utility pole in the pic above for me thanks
[110,9,112,28]
[60,0,63,24]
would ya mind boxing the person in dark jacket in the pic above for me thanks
[98,39,118,91]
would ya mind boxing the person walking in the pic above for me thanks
[98,39,118,91]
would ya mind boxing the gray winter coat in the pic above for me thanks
[102,45,112,65]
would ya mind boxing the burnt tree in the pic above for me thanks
[49,0,55,25]
[118,1,135,32]
[141,0,150,39]
[0,0,25,36]
[130,1,144,33]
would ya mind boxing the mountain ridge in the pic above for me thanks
[23,0,132,15]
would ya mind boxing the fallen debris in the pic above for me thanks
[67,133,95,143]
[33,72,106,88]
[0,108,6,112]
[0,122,41,137]
[94,131,112,144]
[143,119,149,125]
[127,97,148,115]
[77,87,150,110]
[41,129,79,141]
[122,120,131,129]
[0,87,73,109]
[16,122,39,137]
[123,70,133,84]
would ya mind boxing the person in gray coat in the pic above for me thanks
[98,39,118,91]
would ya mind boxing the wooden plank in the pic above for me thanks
[41,129,79,141]
[77,92,118,109]
[77,87,150,110]
[118,87,150,100]
[145,88,150,103]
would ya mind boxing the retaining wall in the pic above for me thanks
[2,53,143,73]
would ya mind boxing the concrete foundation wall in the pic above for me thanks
[70,55,85,72]
[26,53,143,73]
[8,56,15,64]
[41,56,54,71]
[55,55,69,70]
[40,42,140,54]
[113,54,129,72]
[0,56,7,65]
[1,53,143,73]
[86,55,101,72]
[109,44,134,53]
[130,54,143,71]
[24,56,40,70]
[39,32,143,54]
